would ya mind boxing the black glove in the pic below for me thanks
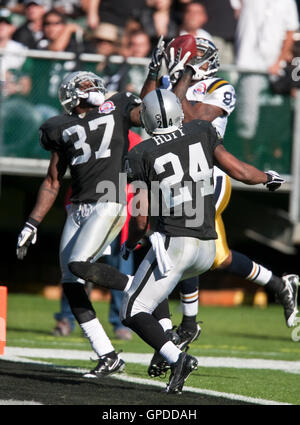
[264,170,285,191]
[148,35,165,79]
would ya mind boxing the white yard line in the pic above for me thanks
[0,399,43,405]
[1,346,297,405]
[3,346,300,374]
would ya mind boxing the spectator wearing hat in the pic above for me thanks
[90,21,120,57]
[86,22,120,79]
[12,0,48,49]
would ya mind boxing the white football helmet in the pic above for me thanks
[58,71,107,114]
[190,37,220,80]
[141,89,184,136]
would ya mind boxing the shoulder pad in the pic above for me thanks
[207,79,230,94]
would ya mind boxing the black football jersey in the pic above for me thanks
[39,92,141,203]
[125,120,222,240]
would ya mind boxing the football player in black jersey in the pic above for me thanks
[16,70,145,378]
[69,87,285,393]
[146,37,299,364]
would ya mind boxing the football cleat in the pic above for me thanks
[148,328,180,378]
[276,274,299,327]
[176,322,202,351]
[83,352,125,378]
[165,352,198,394]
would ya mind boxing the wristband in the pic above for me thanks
[148,69,158,81]
[27,217,40,228]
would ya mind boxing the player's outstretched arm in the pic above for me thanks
[214,144,284,190]
[140,35,165,100]
[16,152,67,260]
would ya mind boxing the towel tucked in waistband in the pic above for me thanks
[149,232,173,277]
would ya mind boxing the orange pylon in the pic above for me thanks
[0,286,7,355]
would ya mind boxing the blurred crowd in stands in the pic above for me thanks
[0,0,299,98]
[1,0,300,338]
[0,0,298,62]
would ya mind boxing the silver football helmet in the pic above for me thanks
[190,37,220,80]
[58,71,107,114]
[141,89,184,136]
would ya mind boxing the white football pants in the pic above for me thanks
[120,234,215,321]
[60,201,126,284]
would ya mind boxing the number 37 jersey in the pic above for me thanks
[39,92,140,204]
[126,120,223,240]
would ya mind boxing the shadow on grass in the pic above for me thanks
[7,326,59,337]
[225,332,291,342]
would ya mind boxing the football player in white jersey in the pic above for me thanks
[142,37,299,377]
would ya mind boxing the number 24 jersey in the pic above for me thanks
[126,120,223,240]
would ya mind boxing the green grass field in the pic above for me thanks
[4,293,300,405]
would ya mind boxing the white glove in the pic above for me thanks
[168,47,191,84]
[186,62,206,79]
[16,221,38,260]
[264,170,285,192]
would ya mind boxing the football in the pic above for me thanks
[166,34,198,64]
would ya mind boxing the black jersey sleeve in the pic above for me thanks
[124,92,142,124]
[125,148,146,183]
[39,119,62,152]
[110,91,141,125]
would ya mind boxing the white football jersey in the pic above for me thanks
[186,77,236,138]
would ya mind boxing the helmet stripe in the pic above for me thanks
[156,89,168,128]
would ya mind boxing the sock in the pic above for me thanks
[246,262,272,285]
[80,318,114,357]
[158,318,173,332]
[159,341,181,364]
[179,277,199,317]
[225,250,273,286]
[180,290,199,317]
